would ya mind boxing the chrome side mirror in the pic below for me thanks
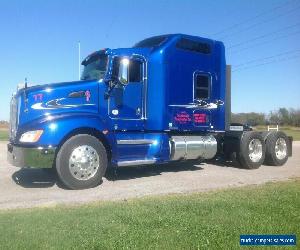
[118,58,129,85]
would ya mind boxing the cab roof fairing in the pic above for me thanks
[81,34,223,66]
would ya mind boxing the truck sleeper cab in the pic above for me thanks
[7,34,292,189]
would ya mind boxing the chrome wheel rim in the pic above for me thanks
[275,138,287,160]
[248,139,263,163]
[69,145,99,180]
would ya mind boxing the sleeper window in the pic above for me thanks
[176,38,211,54]
[194,74,210,99]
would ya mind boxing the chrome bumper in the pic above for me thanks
[7,143,56,168]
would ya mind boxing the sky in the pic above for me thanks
[0,0,299,120]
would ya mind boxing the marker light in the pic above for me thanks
[20,130,43,143]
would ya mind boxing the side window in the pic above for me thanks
[113,57,143,84]
[129,60,142,82]
[176,38,211,54]
[194,74,210,99]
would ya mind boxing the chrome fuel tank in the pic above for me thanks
[170,135,217,160]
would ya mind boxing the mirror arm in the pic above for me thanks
[104,78,120,99]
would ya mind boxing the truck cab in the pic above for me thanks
[7,34,291,189]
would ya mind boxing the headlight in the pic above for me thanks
[19,130,43,143]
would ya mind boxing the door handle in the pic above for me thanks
[136,107,141,116]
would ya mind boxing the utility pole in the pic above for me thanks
[78,41,81,80]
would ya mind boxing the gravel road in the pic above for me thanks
[0,141,299,210]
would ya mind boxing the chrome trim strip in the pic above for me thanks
[117,159,156,167]
[9,94,18,140]
[31,98,95,110]
[169,103,218,109]
[117,139,155,145]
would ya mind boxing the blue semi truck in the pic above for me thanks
[7,34,292,189]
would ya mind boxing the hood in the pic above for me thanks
[17,80,103,126]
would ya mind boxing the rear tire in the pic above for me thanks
[237,132,265,169]
[56,134,108,190]
[264,131,288,166]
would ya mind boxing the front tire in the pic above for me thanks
[237,132,266,169]
[56,134,108,190]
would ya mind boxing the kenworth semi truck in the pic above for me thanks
[7,34,292,189]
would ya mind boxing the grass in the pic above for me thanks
[253,126,300,141]
[0,130,8,141]
[282,129,300,141]
[0,180,299,250]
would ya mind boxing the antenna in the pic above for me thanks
[78,41,81,80]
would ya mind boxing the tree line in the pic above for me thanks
[1,108,300,128]
[231,108,300,127]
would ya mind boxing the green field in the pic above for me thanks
[282,129,300,141]
[0,130,8,141]
[0,180,299,249]
[254,126,300,141]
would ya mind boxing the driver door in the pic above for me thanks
[108,56,145,130]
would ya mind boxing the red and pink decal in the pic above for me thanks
[193,113,207,124]
[33,93,43,102]
[174,111,191,124]
[85,90,91,102]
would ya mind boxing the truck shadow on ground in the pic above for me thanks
[11,162,205,188]
[11,169,60,189]
[11,159,241,188]
[105,162,205,181]
[106,157,244,181]
[207,156,242,169]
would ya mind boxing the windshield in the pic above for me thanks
[81,53,108,81]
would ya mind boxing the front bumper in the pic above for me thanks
[7,143,56,168]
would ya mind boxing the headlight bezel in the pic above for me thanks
[19,130,44,143]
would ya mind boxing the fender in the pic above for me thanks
[16,113,118,161]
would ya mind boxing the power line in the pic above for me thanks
[233,49,300,68]
[228,30,300,54]
[219,4,300,40]
[211,0,299,37]
[232,54,300,72]
[227,22,300,49]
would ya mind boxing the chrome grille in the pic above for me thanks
[9,95,18,140]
